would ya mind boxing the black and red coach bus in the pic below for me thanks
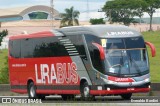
[8,25,156,100]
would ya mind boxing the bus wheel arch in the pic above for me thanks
[27,79,34,90]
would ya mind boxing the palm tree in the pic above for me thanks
[60,6,80,27]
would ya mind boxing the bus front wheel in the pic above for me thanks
[81,82,95,101]
[120,93,132,100]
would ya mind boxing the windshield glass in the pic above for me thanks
[103,37,149,77]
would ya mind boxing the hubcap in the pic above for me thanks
[84,86,89,97]
[30,86,35,97]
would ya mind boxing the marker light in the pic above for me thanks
[107,87,110,91]
[148,85,151,88]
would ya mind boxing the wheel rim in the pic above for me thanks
[30,86,35,97]
[84,86,89,97]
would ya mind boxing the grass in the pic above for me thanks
[0,31,160,83]
[0,49,8,84]
[0,49,8,72]
[142,31,160,82]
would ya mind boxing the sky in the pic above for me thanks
[0,0,108,20]
[0,0,107,11]
[0,0,160,21]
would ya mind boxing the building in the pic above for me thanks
[0,5,60,49]
[0,5,60,21]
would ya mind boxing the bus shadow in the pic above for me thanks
[42,96,127,103]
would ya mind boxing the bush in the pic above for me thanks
[90,18,105,25]
[0,29,8,46]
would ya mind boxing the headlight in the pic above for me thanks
[144,78,150,82]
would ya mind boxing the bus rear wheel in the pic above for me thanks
[81,82,95,101]
[28,82,37,99]
[28,82,46,99]
[120,93,132,100]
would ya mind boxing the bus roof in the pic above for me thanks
[58,25,142,38]
[9,30,65,40]
[9,25,142,40]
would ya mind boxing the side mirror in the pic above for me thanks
[92,43,105,60]
[145,41,156,57]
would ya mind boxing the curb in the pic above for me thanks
[0,84,10,91]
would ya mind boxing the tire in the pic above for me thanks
[120,93,132,100]
[80,82,95,101]
[61,94,75,101]
[28,82,37,99]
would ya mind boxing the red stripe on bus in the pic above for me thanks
[36,90,80,95]
[11,89,27,94]
[108,76,135,82]
[9,31,55,40]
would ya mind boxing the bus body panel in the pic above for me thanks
[9,57,81,93]
[9,25,152,96]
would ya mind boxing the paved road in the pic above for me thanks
[0,96,159,103]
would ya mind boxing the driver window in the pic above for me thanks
[85,34,104,74]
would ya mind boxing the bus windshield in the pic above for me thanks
[103,37,149,77]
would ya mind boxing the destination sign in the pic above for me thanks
[106,31,134,36]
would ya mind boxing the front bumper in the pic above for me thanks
[90,82,150,95]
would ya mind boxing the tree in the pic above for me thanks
[103,0,134,25]
[102,0,147,26]
[144,0,160,31]
[0,30,8,46]
[90,18,105,25]
[132,0,147,24]
[60,6,80,27]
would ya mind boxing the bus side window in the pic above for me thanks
[9,41,13,57]
[33,37,68,57]
[10,40,21,58]
[85,35,104,74]
[21,39,34,58]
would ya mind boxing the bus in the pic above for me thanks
[8,25,156,100]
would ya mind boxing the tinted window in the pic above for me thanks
[125,37,145,48]
[85,35,104,73]
[9,36,69,58]
[106,39,125,49]
[9,40,21,58]
[28,12,48,19]
[33,37,68,57]
[21,39,34,58]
